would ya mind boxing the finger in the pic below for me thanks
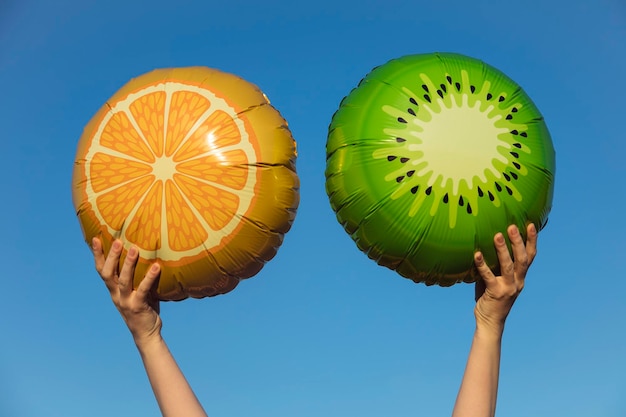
[525,223,538,265]
[508,225,529,277]
[494,232,514,282]
[118,246,139,297]
[474,251,496,285]
[92,237,105,274]
[136,263,161,301]
[93,238,116,294]
[101,239,123,282]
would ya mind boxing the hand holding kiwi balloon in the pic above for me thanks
[326,53,555,285]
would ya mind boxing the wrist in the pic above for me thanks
[474,318,505,342]
[134,332,165,354]
[474,306,508,337]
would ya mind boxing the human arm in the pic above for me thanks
[93,238,208,417]
[451,223,538,417]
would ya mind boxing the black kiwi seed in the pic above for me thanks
[398,117,407,123]
[406,170,415,177]
[477,186,484,197]
[466,203,472,214]
[400,157,409,163]
[409,97,418,106]
[446,75,452,84]
[499,96,505,102]
[512,143,521,148]
[425,186,432,195]
[503,172,511,181]
[443,193,449,203]
[455,82,461,91]
[505,186,513,195]
[495,182,502,192]
[510,171,518,180]
[513,162,521,170]
[408,108,416,116]
[396,176,404,183]
[424,95,431,103]
[506,114,513,120]
[396,137,406,143]
[511,107,518,112]
[422,84,429,93]
[520,132,528,138]
[511,129,519,135]
[387,155,397,161]
[440,84,447,93]
[488,191,495,201]
[437,90,444,98]
[470,85,476,93]
[458,196,464,206]
[510,151,519,158]
[487,93,493,100]
[411,186,419,194]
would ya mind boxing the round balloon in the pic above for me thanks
[326,53,555,286]
[73,67,299,300]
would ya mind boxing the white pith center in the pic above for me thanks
[153,155,177,182]
[412,96,509,193]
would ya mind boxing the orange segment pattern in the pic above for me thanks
[95,175,155,230]
[165,91,212,157]
[174,173,239,230]
[90,152,153,193]
[129,91,166,157]
[100,111,155,163]
[165,180,209,251]
[176,149,248,190]
[125,181,163,249]
[174,110,242,162]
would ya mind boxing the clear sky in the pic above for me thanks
[1,0,624,416]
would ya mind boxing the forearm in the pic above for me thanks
[451,325,503,417]
[137,336,208,417]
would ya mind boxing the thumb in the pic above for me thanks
[474,251,495,301]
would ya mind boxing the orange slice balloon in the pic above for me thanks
[72,67,299,301]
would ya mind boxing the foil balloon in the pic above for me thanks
[326,53,555,286]
[73,67,299,300]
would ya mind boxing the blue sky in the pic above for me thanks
[1,0,624,416]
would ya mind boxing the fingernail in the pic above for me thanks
[91,238,97,249]
[112,240,122,251]
[475,252,483,262]
[128,246,137,257]
[495,233,505,244]
[150,264,160,273]
[510,225,519,235]
[530,223,536,233]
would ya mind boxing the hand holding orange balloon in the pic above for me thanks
[73,67,299,301]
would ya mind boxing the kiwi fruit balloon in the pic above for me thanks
[325,53,555,286]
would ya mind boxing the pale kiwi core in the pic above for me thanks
[409,95,509,195]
